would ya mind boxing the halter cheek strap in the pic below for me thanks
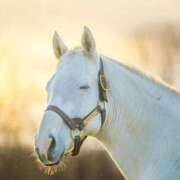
[45,57,108,156]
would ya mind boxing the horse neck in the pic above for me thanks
[96,56,180,180]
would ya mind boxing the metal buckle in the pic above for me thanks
[100,74,109,91]
[71,129,81,140]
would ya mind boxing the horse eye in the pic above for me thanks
[80,85,90,89]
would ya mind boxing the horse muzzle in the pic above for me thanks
[35,134,65,166]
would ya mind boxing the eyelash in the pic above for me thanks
[80,85,90,89]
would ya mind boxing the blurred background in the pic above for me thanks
[0,0,180,179]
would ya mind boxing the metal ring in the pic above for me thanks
[100,75,109,91]
[71,129,80,140]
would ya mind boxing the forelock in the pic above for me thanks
[58,47,98,72]
[66,47,83,57]
[66,46,97,60]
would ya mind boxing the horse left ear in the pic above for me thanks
[53,31,68,60]
[81,26,96,53]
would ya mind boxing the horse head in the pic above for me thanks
[34,26,107,166]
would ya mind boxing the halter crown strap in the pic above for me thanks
[99,58,108,102]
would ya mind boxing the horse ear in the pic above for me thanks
[81,26,96,53]
[53,31,68,60]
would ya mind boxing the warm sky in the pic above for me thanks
[1,0,180,60]
[0,0,180,146]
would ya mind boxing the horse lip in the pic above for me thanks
[44,160,60,166]
[43,151,64,167]
[35,146,64,166]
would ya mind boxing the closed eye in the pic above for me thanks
[80,85,90,89]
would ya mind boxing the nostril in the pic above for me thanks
[47,135,56,161]
[48,135,56,150]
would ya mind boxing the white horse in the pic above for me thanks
[35,26,180,180]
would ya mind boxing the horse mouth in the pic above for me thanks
[43,152,64,167]
[43,160,60,166]
[35,147,64,167]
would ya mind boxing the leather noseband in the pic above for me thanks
[45,57,108,156]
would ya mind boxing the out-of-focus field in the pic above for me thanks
[0,0,180,179]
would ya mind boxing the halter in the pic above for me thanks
[46,57,108,156]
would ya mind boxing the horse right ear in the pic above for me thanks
[81,26,96,53]
[53,31,68,60]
